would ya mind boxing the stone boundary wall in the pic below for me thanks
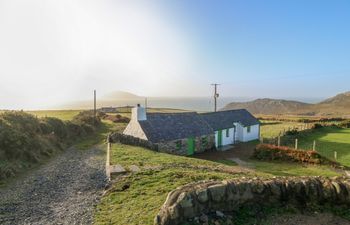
[154,177,350,225]
[109,132,215,156]
[109,132,159,151]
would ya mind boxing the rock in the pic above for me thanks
[199,214,208,223]
[177,192,193,208]
[208,184,226,202]
[216,210,225,218]
[196,189,209,203]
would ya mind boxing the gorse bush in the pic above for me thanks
[253,144,341,167]
[0,110,103,180]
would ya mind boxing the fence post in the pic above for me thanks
[295,139,298,149]
[278,136,281,147]
[313,140,316,151]
[260,136,264,144]
[106,141,111,181]
[334,151,337,161]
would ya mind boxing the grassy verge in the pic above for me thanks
[249,160,340,177]
[95,143,259,225]
[95,142,342,225]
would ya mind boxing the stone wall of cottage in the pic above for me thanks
[154,177,350,225]
[109,132,215,156]
[157,134,215,156]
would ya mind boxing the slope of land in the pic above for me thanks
[222,91,350,117]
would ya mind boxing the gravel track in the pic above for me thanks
[0,146,107,225]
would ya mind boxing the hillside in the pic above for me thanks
[222,91,350,117]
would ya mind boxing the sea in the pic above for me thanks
[98,97,324,112]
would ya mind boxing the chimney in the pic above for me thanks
[131,104,147,121]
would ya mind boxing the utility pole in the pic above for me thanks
[211,83,220,112]
[145,97,148,110]
[94,90,97,121]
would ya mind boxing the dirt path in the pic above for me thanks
[0,146,107,225]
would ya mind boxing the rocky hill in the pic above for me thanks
[222,91,350,117]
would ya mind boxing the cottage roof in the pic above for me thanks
[138,112,213,143]
[199,109,259,131]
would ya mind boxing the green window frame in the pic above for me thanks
[247,126,251,133]
[226,129,230,137]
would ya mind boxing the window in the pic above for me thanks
[175,140,182,150]
[226,129,230,137]
[247,126,251,133]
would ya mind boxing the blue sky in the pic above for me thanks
[0,0,349,109]
[156,0,350,98]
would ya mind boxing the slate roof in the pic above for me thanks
[138,112,214,143]
[199,109,260,131]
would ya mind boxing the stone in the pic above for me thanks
[177,192,193,208]
[129,165,141,172]
[196,188,209,203]
[332,181,342,195]
[216,210,225,218]
[199,214,208,223]
[109,164,126,175]
[208,184,226,202]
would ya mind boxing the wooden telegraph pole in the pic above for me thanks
[211,83,220,112]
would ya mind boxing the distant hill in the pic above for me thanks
[102,91,143,100]
[222,91,350,117]
[61,91,144,109]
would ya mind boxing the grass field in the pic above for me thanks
[26,110,82,120]
[260,120,305,138]
[95,142,341,225]
[290,127,350,167]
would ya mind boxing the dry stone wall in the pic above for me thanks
[109,133,215,156]
[154,177,350,225]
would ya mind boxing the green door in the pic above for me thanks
[217,130,222,147]
[187,137,195,155]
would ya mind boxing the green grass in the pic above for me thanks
[250,160,340,177]
[260,120,305,138]
[74,120,126,150]
[290,127,350,167]
[26,110,82,120]
[95,142,342,225]
[96,143,256,225]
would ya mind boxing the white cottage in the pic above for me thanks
[123,105,260,155]
[200,109,260,148]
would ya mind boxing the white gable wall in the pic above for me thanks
[233,123,259,142]
[123,120,148,140]
[242,124,260,142]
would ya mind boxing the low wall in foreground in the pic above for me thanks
[154,177,350,225]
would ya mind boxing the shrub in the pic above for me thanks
[0,110,104,180]
[253,144,340,167]
[285,129,299,136]
[314,123,323,129]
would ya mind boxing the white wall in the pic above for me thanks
[222,127,235,146]
[233,123,259,142]
[242,124,260,142]
[123,120,148,140]
[214,127,235,148]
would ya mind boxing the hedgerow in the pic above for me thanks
[253,144,341,168]
[0,110,103,180]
